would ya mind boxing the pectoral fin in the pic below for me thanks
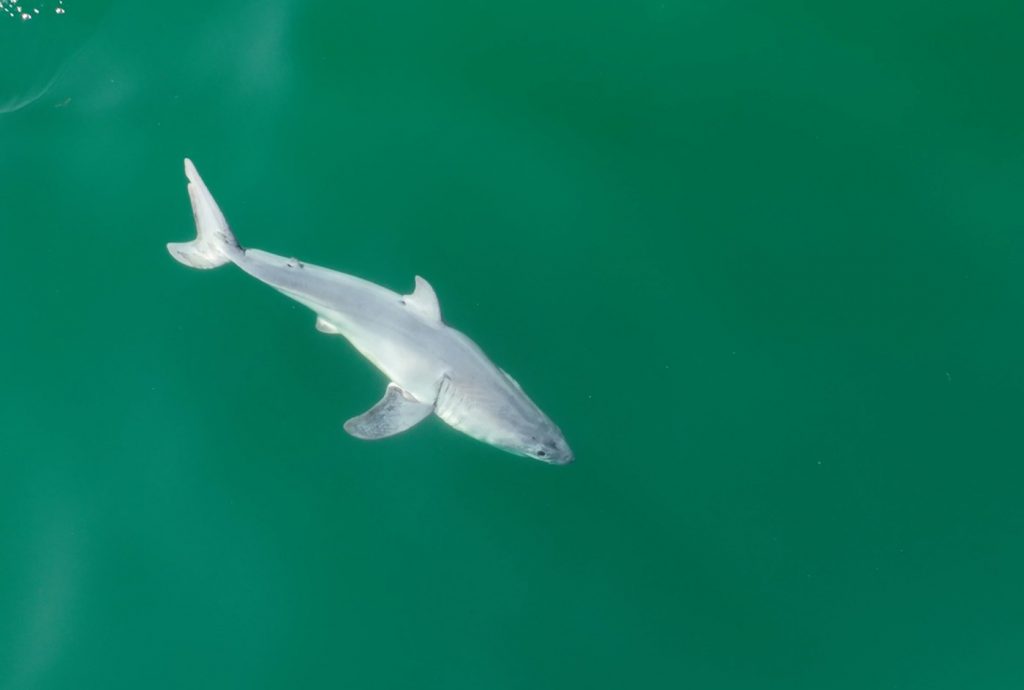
[343,384,433,440]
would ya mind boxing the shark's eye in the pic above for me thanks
[537,450,547,457]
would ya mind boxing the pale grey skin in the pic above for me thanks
[168,159,572,464]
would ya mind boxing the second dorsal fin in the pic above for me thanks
[403,275,442,321]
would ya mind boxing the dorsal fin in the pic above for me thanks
[403,275,442,321]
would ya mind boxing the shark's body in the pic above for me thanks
[168,159,572,464]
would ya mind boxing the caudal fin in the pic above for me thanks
[167,158,242,269]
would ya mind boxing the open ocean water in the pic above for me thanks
[2,1,1024,688]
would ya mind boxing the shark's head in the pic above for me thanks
[440,363,574,464]
[497,388,574,464]
[465,412,574,465]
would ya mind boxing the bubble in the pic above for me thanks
[0,0,66,19]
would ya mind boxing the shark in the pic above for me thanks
[167,159,573,464]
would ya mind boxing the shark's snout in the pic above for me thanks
[535,437,574,465]
[549,449,574,465]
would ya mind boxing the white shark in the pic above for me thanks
[168,159,573,464]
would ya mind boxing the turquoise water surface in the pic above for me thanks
[2,1,1024,688]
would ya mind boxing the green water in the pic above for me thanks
[3,1,1024,688]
